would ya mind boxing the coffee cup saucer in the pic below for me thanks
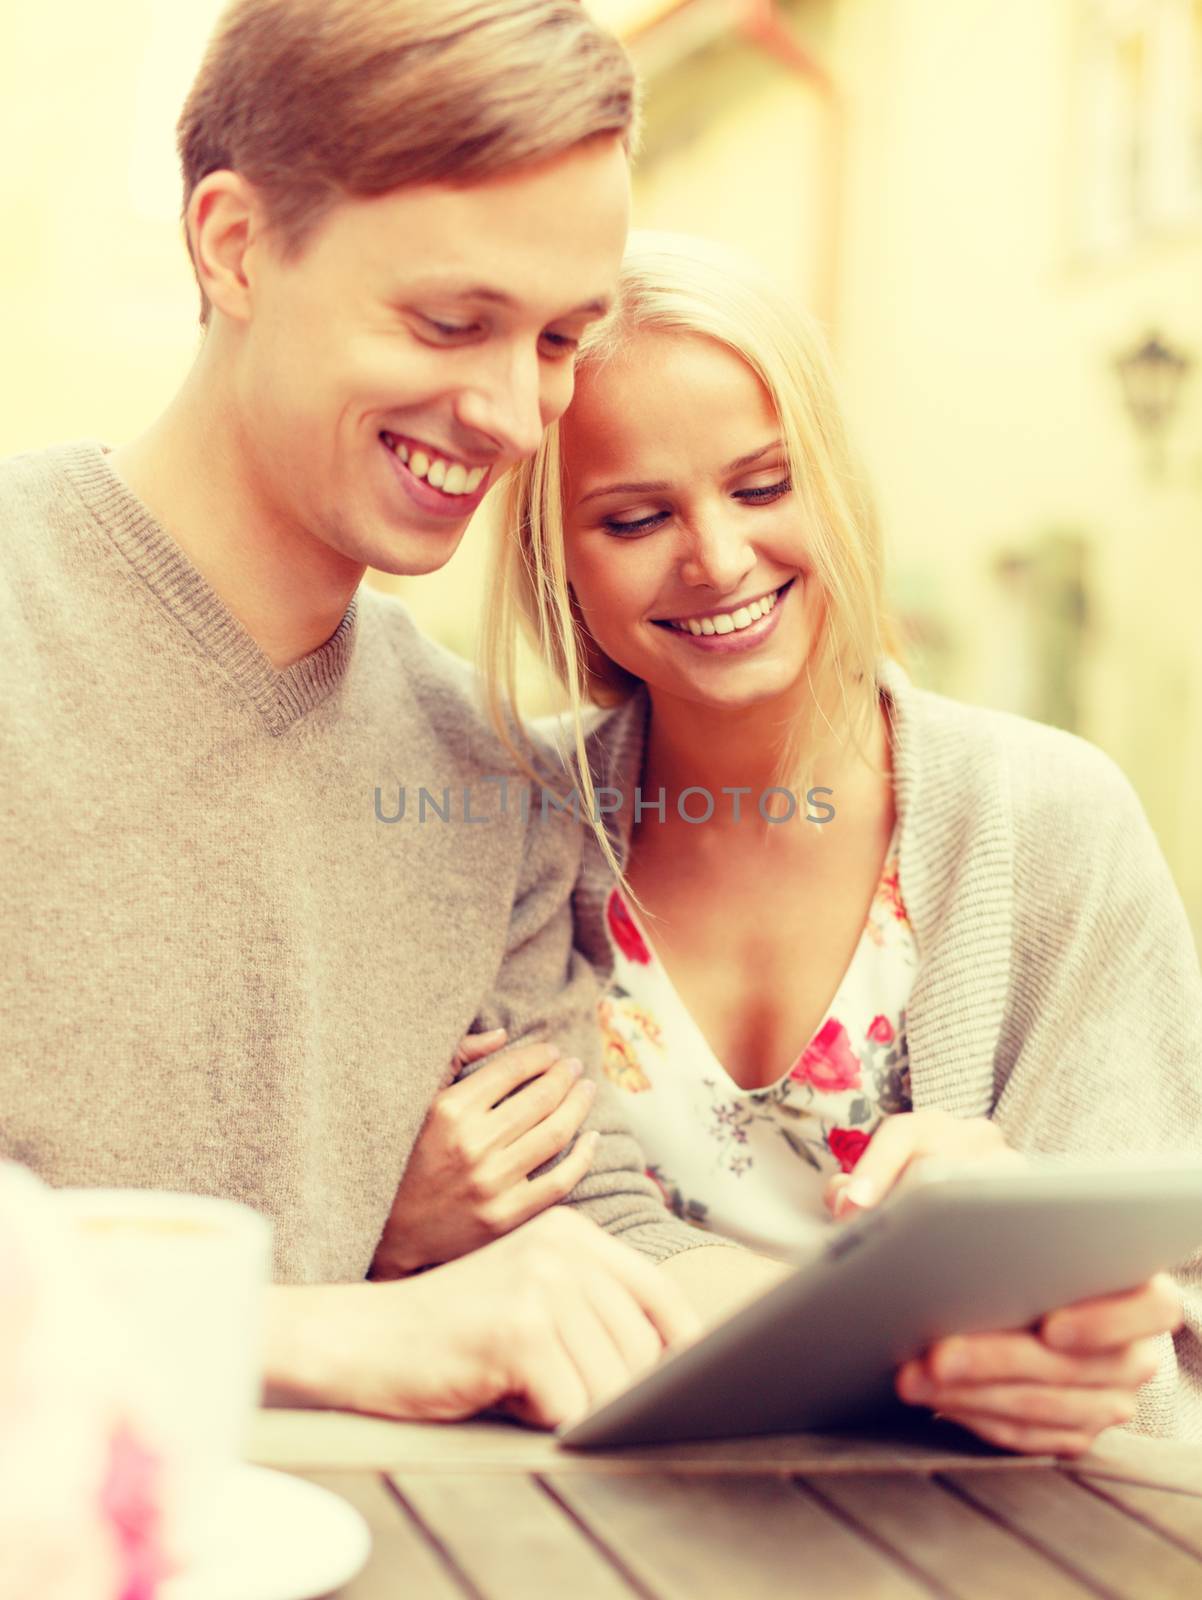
[160,1462,371,1600]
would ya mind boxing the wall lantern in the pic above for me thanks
[1114,332,1191,475]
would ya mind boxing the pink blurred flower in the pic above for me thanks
[789,1019,862,1092]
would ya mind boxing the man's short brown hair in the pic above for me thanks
[177,0,637,324]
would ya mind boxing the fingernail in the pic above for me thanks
[843,1178,875,1208]
[564,1057,583,1079]
[899,1366,931,1403]
[580,1078,596,1098]
[937,1342,969,1380]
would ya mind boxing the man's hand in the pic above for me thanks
[896,1274,1183,1455]
[823,1109,1023,1219]
[370,1029,599,1278]
[266,1208,700,1429]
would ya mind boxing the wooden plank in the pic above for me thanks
[548,1471,933,1599]
[1075,1475,1202,1562]
[250,1409,1052,1476]
[389,1472,638,1600]
[807,1472,1100,1600]
[298,1472,468,1600]
[944,1469,1202,1599]
[1074,1434,1202,1500]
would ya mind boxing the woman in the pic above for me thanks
[388,234,1201,1451]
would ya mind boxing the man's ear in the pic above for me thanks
[186,171,265,325]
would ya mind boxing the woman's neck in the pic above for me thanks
[636,672,889,847]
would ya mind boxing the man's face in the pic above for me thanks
[231,136,630,576]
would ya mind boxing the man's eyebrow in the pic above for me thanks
[406,282,611,318]
[576,440,785,506]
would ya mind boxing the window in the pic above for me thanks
[1076,0,1202,254]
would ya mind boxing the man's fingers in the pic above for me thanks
[503,1080,597,1179]
[443,1040,561,1113]
[503,1329,591,1431]
[550,1287,634,1410]
[580,1226,702,1350]
[583,1270,666,1380]
[1042,1274,1184,1354]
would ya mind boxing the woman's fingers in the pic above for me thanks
[932,1411,1098,1458]
[900,1373,1136,1433]
[1041,1274,1183,1354]
[449,1027,508,1077]
[499,1132,601,1231]
[823,1111,1019,1217]
[907,1328,1162,1391]
[503,1078,597,1179]
[442,1039,561,1115]
[488,1056,587,1146]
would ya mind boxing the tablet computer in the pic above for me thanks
[559,1160,1202,1450]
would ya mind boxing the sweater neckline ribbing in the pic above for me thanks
[55,440,358,735]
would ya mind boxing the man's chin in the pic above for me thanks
[364,521,473,579]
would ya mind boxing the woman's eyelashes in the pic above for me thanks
[600,477,792,537]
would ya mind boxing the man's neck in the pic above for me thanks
[109,363,364,670]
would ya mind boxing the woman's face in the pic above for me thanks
[560,330,819,712]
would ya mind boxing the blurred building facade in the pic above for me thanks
[3,0,1199,937]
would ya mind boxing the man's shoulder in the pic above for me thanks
[0,442,85,528]
[355,586,510,765]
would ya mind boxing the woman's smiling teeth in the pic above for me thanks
[382,432,487,497]
[661,585,784,636]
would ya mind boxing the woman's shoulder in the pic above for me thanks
[530,691,647,785]
[893,667,1143,838]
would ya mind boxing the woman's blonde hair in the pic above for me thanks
[482,231,893,881]
[178,0,637,326]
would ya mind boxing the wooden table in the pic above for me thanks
[249,1410,1202,1598]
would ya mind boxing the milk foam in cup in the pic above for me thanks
[57,1188,272,1568]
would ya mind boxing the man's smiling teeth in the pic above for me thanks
[386,435,485,497]
[665,587,782,636]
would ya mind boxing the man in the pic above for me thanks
[1,0,793,1430]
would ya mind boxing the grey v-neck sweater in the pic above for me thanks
[0,442,708,1282]
[569,672,1202,1440]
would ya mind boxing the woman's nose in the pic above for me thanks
[678,514,757,595]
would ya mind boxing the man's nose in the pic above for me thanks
[454,346,547,464]
[679,514,758,594]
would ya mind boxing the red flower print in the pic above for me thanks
[607,889,651,964]
[867,1014,894,1044]
[828,1127,871,1173]
[789,1018,862,1092]
[877,865,909,924]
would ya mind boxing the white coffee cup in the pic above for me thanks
[57,1188,272,1568]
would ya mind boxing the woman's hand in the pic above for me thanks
[369,1029,600,1279]
[896,1274,1183,1455]
[823,1109,1023,1219]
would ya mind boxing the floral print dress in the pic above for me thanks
[599,834,918,1260]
